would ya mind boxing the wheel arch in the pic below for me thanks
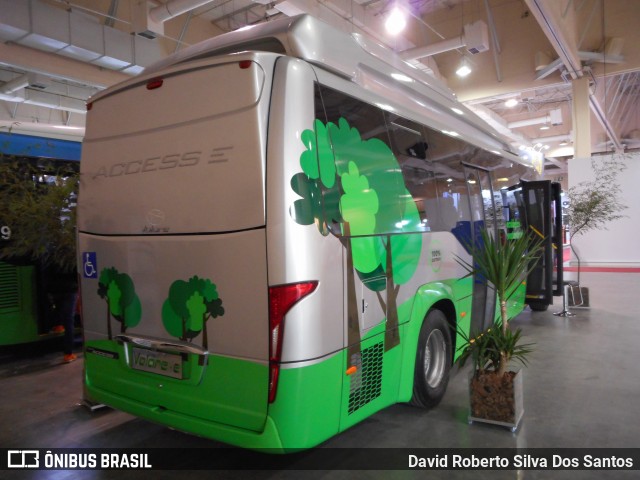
[397,283,458,403]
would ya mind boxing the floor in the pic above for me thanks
[1,271,639,480]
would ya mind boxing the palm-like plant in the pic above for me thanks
[456,229,543,378]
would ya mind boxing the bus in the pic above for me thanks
[78,14,559,452]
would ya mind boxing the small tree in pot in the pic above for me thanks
[456,229,542,429]
[565,155,627,286]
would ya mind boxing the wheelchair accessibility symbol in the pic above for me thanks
[83,252,98,279]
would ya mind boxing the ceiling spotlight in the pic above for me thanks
[456,57,472,77]
[385,7,407,35]
[504,98,518,108]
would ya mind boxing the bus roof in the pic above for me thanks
[143,15,527,164]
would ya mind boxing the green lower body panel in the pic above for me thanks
[85,339,268,435]
[85,339,345,452]
[84,278,525,452]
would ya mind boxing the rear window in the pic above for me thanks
[79,60,268,235]
[85,61,265,140]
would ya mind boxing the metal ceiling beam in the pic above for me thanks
[525,0,624,151]
[149,0,217,23]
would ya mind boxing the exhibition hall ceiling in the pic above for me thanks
[1,0,639,176]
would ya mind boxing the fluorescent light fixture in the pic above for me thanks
[467,179,477,184]
[447,178,453,183]
[456,57,472,77]
[385,7,407,35]
[391,73,413,82]
[497,177,509,182]
[442,130,459,137]
[559,141,568,146]
[505,98,518,108]
[540,125,550,130]
[451,107,464,115]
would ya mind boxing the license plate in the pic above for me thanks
[131,347,183,379]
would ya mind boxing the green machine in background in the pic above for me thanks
[0,261,43,346]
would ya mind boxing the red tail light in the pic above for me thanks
[239,60,252,69]
[146,78,164,90]
[268,281,318,403]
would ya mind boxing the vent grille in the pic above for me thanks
[348,341,383,415]
[0,263,20,311]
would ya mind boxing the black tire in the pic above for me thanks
[410,309,452,409]
[529,302,548,312]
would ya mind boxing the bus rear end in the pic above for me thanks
[78,54,278,447]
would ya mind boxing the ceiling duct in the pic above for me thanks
[507,108,562,129]
[0,0,164,75]
[0,73,51,94]
[400,21,489,61]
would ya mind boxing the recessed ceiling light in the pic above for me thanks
[456,58,472,77]
[385,7,406,35]
[451,107,464,115]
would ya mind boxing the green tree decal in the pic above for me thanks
[97,268,142,339]
[289,117,423,357]
[161,276,224,350]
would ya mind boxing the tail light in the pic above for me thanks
[268,281,318,403]
[146,78,164,90]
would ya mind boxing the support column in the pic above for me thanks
[571,76,591,159]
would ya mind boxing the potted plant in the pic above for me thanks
[455,228,542,431]
[565,155,627,305]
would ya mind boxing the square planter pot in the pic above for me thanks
[468,369,524,432]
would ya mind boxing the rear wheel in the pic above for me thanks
[529,302,548,312]
[410,309,452,408]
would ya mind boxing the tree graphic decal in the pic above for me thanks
[161,276,224,350]
[97,268,142,340]
[290,117,422,360]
